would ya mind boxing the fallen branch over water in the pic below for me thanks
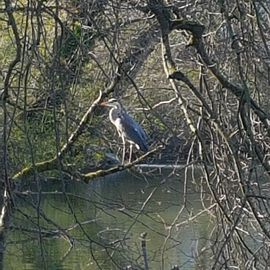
[76,146,163,183]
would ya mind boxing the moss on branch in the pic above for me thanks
[12,158,57,181]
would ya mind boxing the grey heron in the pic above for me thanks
[101,98,148,162]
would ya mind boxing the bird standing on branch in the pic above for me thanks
[101,98,149,163]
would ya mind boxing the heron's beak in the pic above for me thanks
[100,101,108,107]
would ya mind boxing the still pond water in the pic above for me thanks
[5,168,212,269]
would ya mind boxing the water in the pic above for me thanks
[4,168,211,269]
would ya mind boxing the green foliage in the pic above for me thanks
[60,22,94,61]
[9,111,63,171]
[60,23,82,60]
[153,117,167,132]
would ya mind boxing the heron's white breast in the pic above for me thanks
[112,117,126,137]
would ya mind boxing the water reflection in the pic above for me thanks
[5,168,211,270]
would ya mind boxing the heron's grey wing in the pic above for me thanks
[120,112,149,152]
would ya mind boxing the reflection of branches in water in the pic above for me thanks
[9,217,98,240]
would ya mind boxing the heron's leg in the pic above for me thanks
[121,135,126,164]
[129,144,133,163]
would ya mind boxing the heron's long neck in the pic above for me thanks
[109,107,121,123]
